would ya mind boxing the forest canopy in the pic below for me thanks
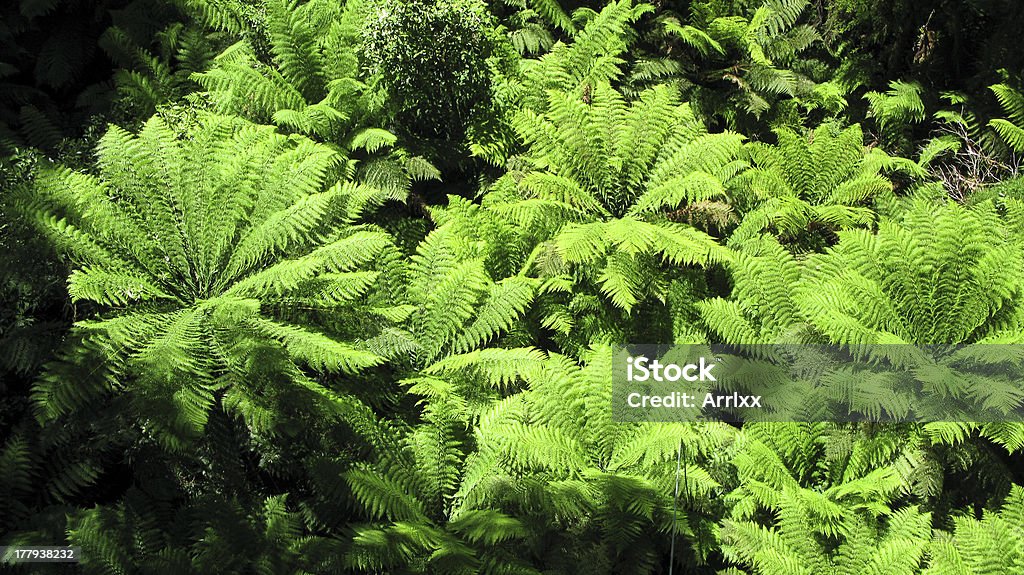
[3,0,1024,573]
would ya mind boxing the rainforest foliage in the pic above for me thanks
[3,0,1024,573]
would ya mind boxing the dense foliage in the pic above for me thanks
[2,0,1024,573]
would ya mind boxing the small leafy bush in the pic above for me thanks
[362,0,507,140]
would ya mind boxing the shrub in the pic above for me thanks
[362,0,505,140]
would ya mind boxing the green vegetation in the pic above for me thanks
[2,0,1024,573]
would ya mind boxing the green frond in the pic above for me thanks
[416,259,492,362]
[68,267,174,307]
[251,317,383,374]
[349,127,399,154]
[630,170,728,215]
[924,484,1024,575]
[865,81,926,143]
[528,0,574,33]
[448,509,529,544]
[989,119,1024,153]
[347,467,429,522]
[991,83,1024,125]
[663,18,724,57]
[267,0,327,100]
[451,277,536,354]
[177,0,254,35]
[222,182,346,282]
[797,200,1024,346]
[597,251,643,311]
[425,347,546,390]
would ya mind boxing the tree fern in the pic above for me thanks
[99,18,223,118]
[698,235,804,344]
[191,0,439,198]
[23,113,401,449]
[797,199,1024,346]
[455,345,735,573]
[865,80,926,154]
[722,422,935,575]
[923,484,1024,574]
[343,366,541,571]
[729,122,909,248]
[516,0,652,108]
[473,0,653,165]
[488,81,737,325]
[636,0,832,131]
[988,79,1024,154]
